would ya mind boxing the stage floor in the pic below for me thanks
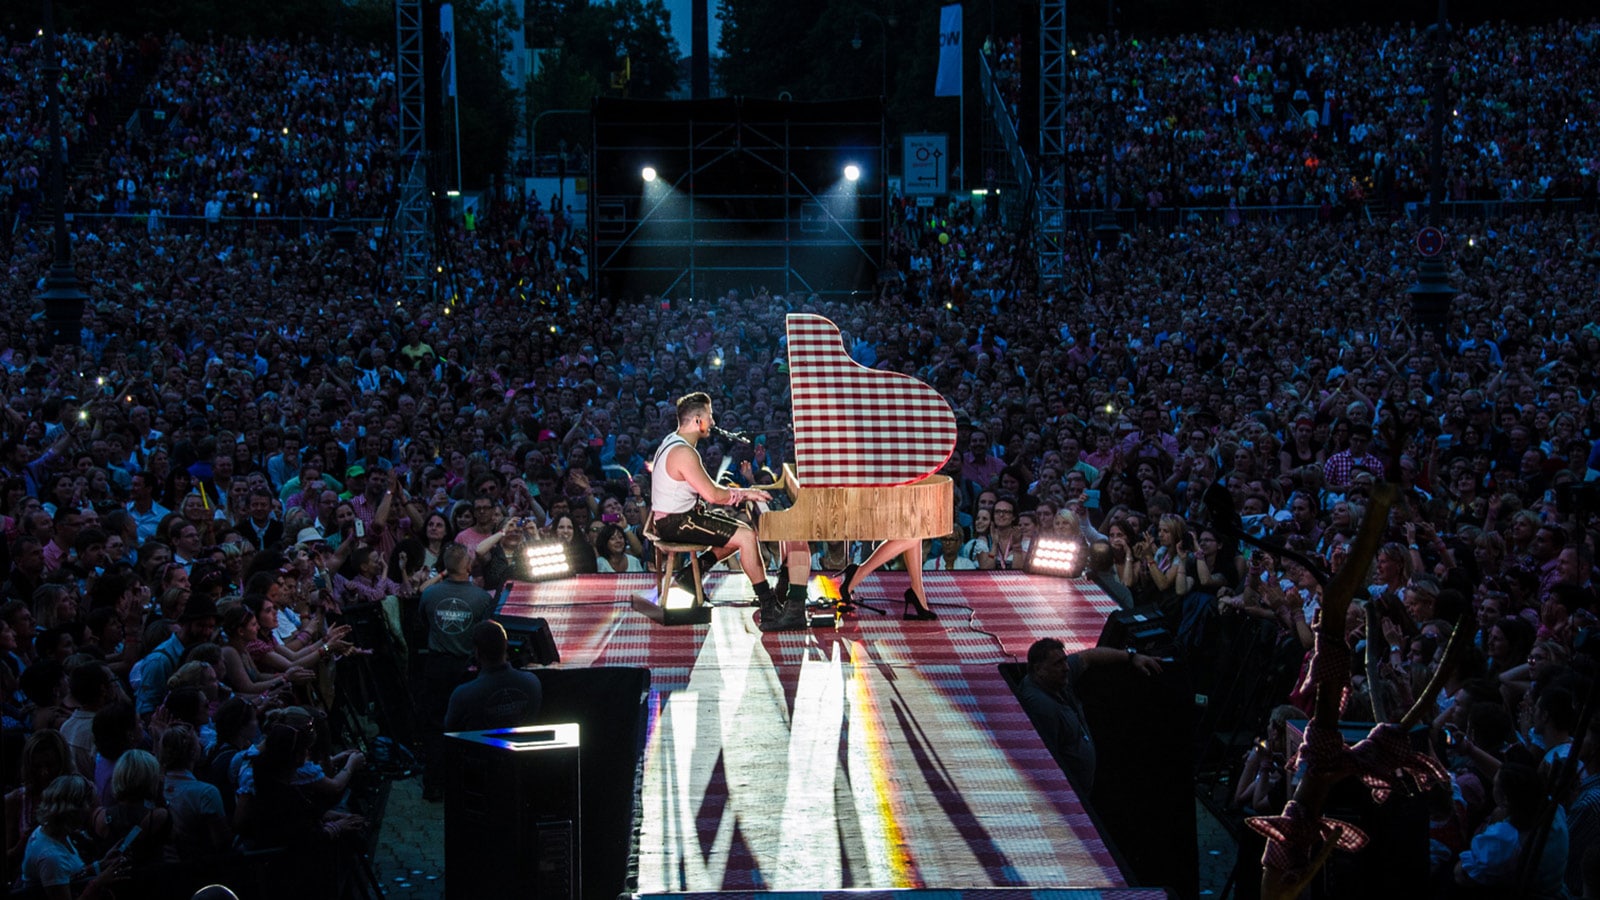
[499,571,1131,895]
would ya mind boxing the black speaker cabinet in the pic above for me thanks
[494,613,561,665]
[1096,604,1175,657]
[445,723,581,900]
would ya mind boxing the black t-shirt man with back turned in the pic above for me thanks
[419,541,495,800]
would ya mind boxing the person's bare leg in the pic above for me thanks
[902,541,926,600]
[731,526,766,586]
[783,542,810,587]
[844,538,915,592]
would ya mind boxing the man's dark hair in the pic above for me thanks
[69,661,114,704]
[1466,700,1514,750]
[472,620,509,665]
[213,696,257,746]
[1086,540,1115,574]
[243,571,278,597]
[91,701,139,760]
[84,606,119,639]
[1027,636,1066,672]
[1537,684,1580,734]
[1536,525,1568,550]
[89,573,130,611]
[10,534,42,559]
[439,541,470,575]
[53,504,81,525]
[675,392,712,427]
[19,658,65,705]
[73,527,108,554]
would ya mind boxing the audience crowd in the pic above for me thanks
[986,18,1600,213]
[3,17,1598,900]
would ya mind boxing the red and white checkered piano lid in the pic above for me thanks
[787,313,957,487]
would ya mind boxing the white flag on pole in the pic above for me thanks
[934,4,962,98]
[440,3,458,98]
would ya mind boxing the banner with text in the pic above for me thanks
[903,134,949,196]
[934,4,962,97]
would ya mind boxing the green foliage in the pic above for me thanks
[525,0,683,153]
[446,0,521,186]
[716,0,957,142]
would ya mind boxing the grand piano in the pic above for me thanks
[757,314,957,544]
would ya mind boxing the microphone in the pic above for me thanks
[713,426,751,444]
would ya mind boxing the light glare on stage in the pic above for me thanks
[641,166,658,182]
[1027,536,1086,577]
[843,164,861,182]
[522,541,574,581]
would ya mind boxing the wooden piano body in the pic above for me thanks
[758,464,952,542]
[755,314,957,544]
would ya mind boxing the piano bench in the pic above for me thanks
[653,542,713,609]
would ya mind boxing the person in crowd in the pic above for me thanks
[1016,637,1163,793]
[5,729,73,870]
[89,749,168,867]
[417,542,496,801]
[158,724,230,858]
[134,594,219,716]
[594,523,644,573]
[443,621,544,732]
[15,774,130,898]
[1454,757,1569,897]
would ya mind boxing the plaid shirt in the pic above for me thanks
[1322,449,1385,488]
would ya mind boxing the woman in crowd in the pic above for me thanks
[414,511,453,570]
[1140,514,1194,617]
[158,724,231,858]
[5,729,72,870]
[89,749,169,866]
[334,546,413,608]
[595,523,644,573]
[219,605,309,699]
[1483,615,1535,679]
[960,507,994,567]
[242,595,352,674]
[1453,758,1569,896]
[15,774,127,898]
[549,515,597,575]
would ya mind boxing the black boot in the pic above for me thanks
[759,583,808,632]
[752,580,778,621]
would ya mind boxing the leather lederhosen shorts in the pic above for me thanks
[653,504,741,547]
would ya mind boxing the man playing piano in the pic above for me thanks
[651,392,808,631]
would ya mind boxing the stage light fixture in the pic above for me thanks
[522,540,574,582]
[641,166,658,182]
[1027,536,1087,578]
[843,164,861,182]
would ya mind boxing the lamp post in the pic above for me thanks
[851,10,893,100]
[1408,0,1454,338]
[36,0,88,349]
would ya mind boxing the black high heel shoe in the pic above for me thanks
[836,563,859,607]
[903,588,937,621]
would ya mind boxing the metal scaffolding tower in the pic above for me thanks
[395,0,431,296]
[1036,0,1068,287]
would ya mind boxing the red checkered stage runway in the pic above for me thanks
[498,571,1136,895]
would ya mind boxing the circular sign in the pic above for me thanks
[1416,226,1445,258]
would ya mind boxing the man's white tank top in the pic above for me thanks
[650,433,700,514]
